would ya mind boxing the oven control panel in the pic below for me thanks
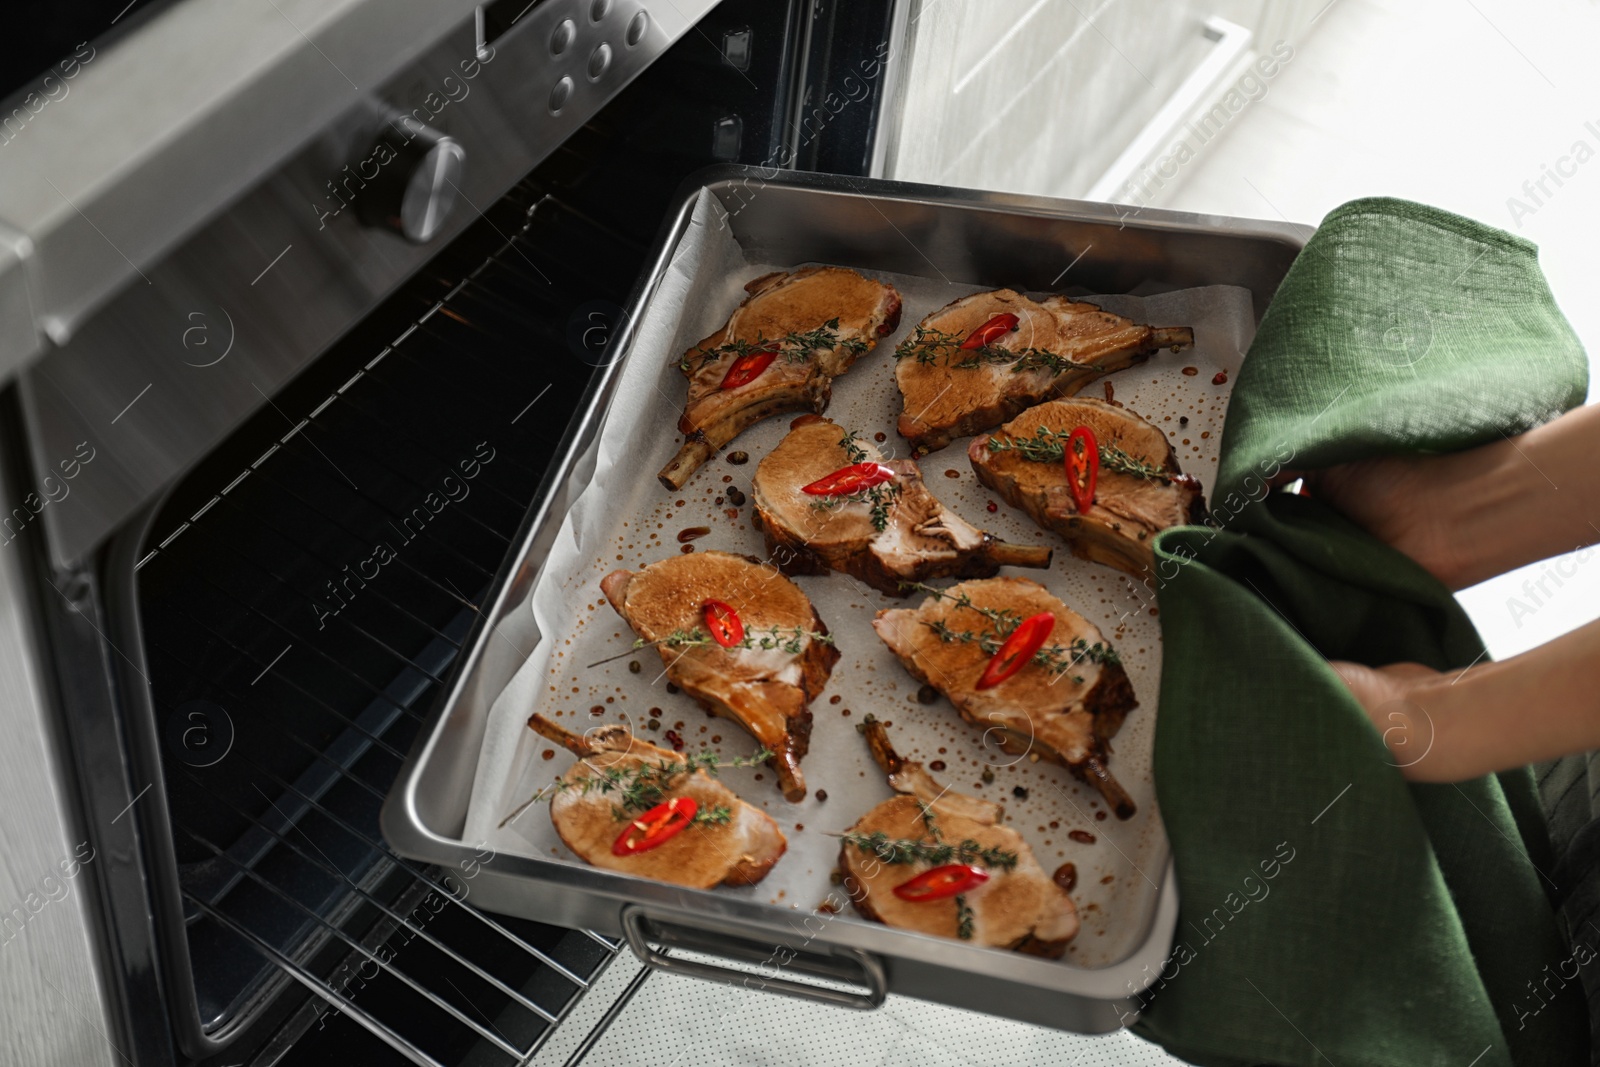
[19,0,720,568]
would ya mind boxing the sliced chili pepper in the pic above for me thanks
[959,313,1020,350]
[892,863,990,902]
[701,599,744,648]
[719,346,779,390]
[611,796,697,856]
[1065,425,1099,514]
[975,611,1056,690]
[800,462,896,496]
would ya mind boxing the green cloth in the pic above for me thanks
[1132,198,1591,1066]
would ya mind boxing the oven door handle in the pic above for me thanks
[619,904,887,1010]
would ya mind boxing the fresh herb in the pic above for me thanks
[987,426,1172,481]
[809,480,902,532]
[901,582,1120,680]
[894,325,965,365]
[683,317,858,372]
[650,625,834,655]
[955,895,975,940]
[615,803,733,827]
[536,748,772,815]
[838,830,1019,871]
[590,623,835,668]
[1006,348,1074,375]
[894,324,1072,376]
[839,428,870,464]
[1099,443,1172,481]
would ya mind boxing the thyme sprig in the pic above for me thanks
[681,316,865,372]
[586,625,834,667]
[955,896,976,940]
[893,324,1073,376]
[611,802,733,827]
[1006,349,1074,375]
[839,428,870,464]
[900,582,1121,681]
[987,426,1172,481]
[534,748,773,819]
[894,325,964,365]
[646,625,834,655]
[837,831,1019,871]
[809,480,902,533]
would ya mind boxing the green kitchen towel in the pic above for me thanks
[1132,198,1591,1067]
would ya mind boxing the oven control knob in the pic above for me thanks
[358,122,466,244]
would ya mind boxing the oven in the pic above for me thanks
[0,2,1327,1063]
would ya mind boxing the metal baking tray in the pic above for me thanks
[382,166,1312,1032]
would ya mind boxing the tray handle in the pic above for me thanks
[620,905,887,1010]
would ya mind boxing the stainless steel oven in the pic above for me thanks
[0,2,1326,1063]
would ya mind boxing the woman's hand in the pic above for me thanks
[1331,618,1600,782]
[1295,404,1600,591]
[1305,457,1462,588]
[1328,660,1455,781]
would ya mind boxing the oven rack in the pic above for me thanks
[120,176,650,1064]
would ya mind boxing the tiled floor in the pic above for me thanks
[533,953,1186,1066]
[1153,0,1600,658]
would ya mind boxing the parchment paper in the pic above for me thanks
[464,188,1256,968]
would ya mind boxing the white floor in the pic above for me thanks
[532,952,1185,1066]
[536,4,1600,1063]
[1151,0,1600,659]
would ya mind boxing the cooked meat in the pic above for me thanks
[872,577,1138,818]
[599,550,839,801]
[893,289,1192,454]
[838,715,1078,954]
[659,266,902,490]
[749,415,1052,596]
[969,398,1206,579]
[524,715,786,888]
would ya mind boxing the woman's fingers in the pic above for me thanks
[1328,660,1448,780]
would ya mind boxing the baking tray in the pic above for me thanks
[383,166,1312,1033]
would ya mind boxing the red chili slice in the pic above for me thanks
[800,462,896,496]
[959,313,1020,350]
[720,347,779,390]
[975,611,1056,690]
[1065,426,1099,514]
[892,863,990,902]
[611,797,697,856]
[701,599,744,648]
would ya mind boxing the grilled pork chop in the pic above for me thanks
[749,415,1052,596]
[599,551,839,801]
[525,715,786,888]
[659,266,902,490]
[970,398,1206,579]
[873,577,1138,818]
[839,715,1078,954]
[894,289,1192,454]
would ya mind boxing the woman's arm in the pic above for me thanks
[1332,616,1600,782]
[1307,403,1600,590]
